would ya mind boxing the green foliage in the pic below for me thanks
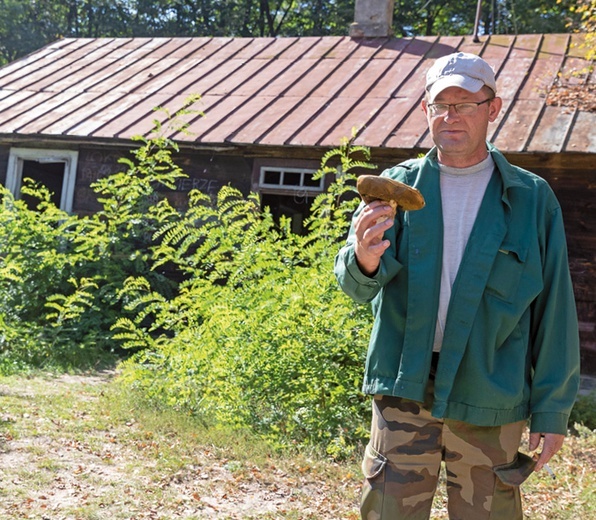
[565,0,596,62]
[0,313,47,373]
[0,1,586,65]
[117,254,373,451]
[0,110,376,453]
[0,97,200,370]
[305,128,376,241]
[569,391,596,432]
[113,131,376,454]
[392,0,578,37]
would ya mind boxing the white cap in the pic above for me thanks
[425,52,497,102]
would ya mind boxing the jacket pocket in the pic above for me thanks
[485,243,527,303]
[362,443,388,479]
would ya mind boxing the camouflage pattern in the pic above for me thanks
[361,376,526,520]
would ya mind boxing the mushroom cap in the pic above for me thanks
[356,175,425,211]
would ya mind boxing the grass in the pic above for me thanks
[0,372,362,519]
[0,371,594,519]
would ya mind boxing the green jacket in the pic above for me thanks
[334,144,580,435]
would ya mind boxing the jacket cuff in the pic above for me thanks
[529,412,570,435]
[344,246,402,283]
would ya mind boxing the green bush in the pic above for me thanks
[115,134,377,454]
[0,116,379,453]
[0,102,195,370]
[569,391,596,432]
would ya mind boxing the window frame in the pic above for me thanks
[6,147,79,213]
[258,166,324,194]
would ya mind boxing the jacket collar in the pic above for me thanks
[423,142,529,209]
[487,142,530,191]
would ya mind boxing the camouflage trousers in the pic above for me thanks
[361,384,526,520]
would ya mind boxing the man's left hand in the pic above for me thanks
[529,432,565,472]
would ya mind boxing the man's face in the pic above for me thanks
[422,86,502,168]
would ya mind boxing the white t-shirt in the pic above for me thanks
[433,154,495,352]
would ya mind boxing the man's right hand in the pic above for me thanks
[354,200,395,276]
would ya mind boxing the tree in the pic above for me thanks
[567,0,595,60]
[128,1,353,38]
[0,0,61,63]
[0,1,588,66]
[64,0,131,37]
[0,0,131,64]
[392,0,575,38]
[477,0,577,35]
[546,0,595,112]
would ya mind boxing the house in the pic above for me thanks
[0,11,593,372]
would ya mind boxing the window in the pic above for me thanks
[5,148,79,212]
[259,167,323,192]
[256,165,325,235]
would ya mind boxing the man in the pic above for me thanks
[334,52,580,519]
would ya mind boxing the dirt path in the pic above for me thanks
[0,372,361,519]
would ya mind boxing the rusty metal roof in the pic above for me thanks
[0,33,593,154]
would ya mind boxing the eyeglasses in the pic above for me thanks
[427,98,493,117]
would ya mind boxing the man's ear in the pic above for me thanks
[488,97,503,122]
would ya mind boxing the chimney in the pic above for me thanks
[350,0,395,38]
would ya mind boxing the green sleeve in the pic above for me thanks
[529,203,580,435]
[334,203,403,304]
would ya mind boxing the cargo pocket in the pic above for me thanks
[361,443,388,518]
[362,443,387,479]
[490,454,527,519]
[493,451,536,487]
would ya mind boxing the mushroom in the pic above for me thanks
[356,174,425,222]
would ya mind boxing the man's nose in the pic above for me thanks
[443,105,461,122]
